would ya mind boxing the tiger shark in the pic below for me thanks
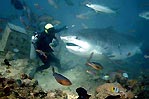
[60,27,142,60]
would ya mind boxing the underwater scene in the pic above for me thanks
[0,0,149,99]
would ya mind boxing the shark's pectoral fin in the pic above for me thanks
[95,10,102,13]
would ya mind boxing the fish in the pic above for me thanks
[24,5,33,23]
[86,3,116,14]
[86,62,103,70]
[11,0,24,10]
[81,23,88,29]
[64,0,74,6]
[86,70,96,75]
[52,67,72,86]
[144,55,149,59]
[86,52,103,70]
[111,87,119,93]
[76,11,95,20]
[34,3,44,10]
[4,59,11,67]
[19,16,28,28]
[127,52,131,56]
[38,15,53,22]
[139,11,149,20]
[102,75,110,81]
[48,0,58,8]
[60,27,142,60]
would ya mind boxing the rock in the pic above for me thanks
[15,79,22,86]
[30,79,38,87]
[5,51,15,61]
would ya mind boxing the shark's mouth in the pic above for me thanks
[65,41,90,52]
[66,43,79,46]
[65,42,82,52]
[61,36,90,52]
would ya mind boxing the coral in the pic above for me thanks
[96,83,134,99]
[109,72,122,82]
[126,91,134,99]
[127,79,138,88]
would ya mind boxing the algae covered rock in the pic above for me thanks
[96,82,134,99]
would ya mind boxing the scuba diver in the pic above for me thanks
[32,23,67,72]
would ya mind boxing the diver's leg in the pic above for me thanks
[48,53,62,69]
[53,59,61,69]
[35,53,51,72]
[36,64,50,72]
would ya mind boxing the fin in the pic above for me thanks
[95,10,102,14]
[113,8,120,14]
[87,52,94,62]
[102,53,123,68]
[52,66,55,73]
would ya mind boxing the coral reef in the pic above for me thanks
[96,83,134,99]
[0,76,78,99]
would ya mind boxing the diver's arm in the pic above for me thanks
[54,26,68,33]
[50,36,59,47]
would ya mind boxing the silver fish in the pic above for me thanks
[86,3,116,14]
[139,11,149,20]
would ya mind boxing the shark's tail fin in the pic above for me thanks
[87,52,94,62]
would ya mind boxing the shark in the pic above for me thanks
[60,27,142,60]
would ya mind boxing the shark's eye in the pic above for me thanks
[66,43,78,46]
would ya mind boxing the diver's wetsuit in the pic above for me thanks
[34,26,67,72]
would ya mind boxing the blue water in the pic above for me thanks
[0,1,147,29]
